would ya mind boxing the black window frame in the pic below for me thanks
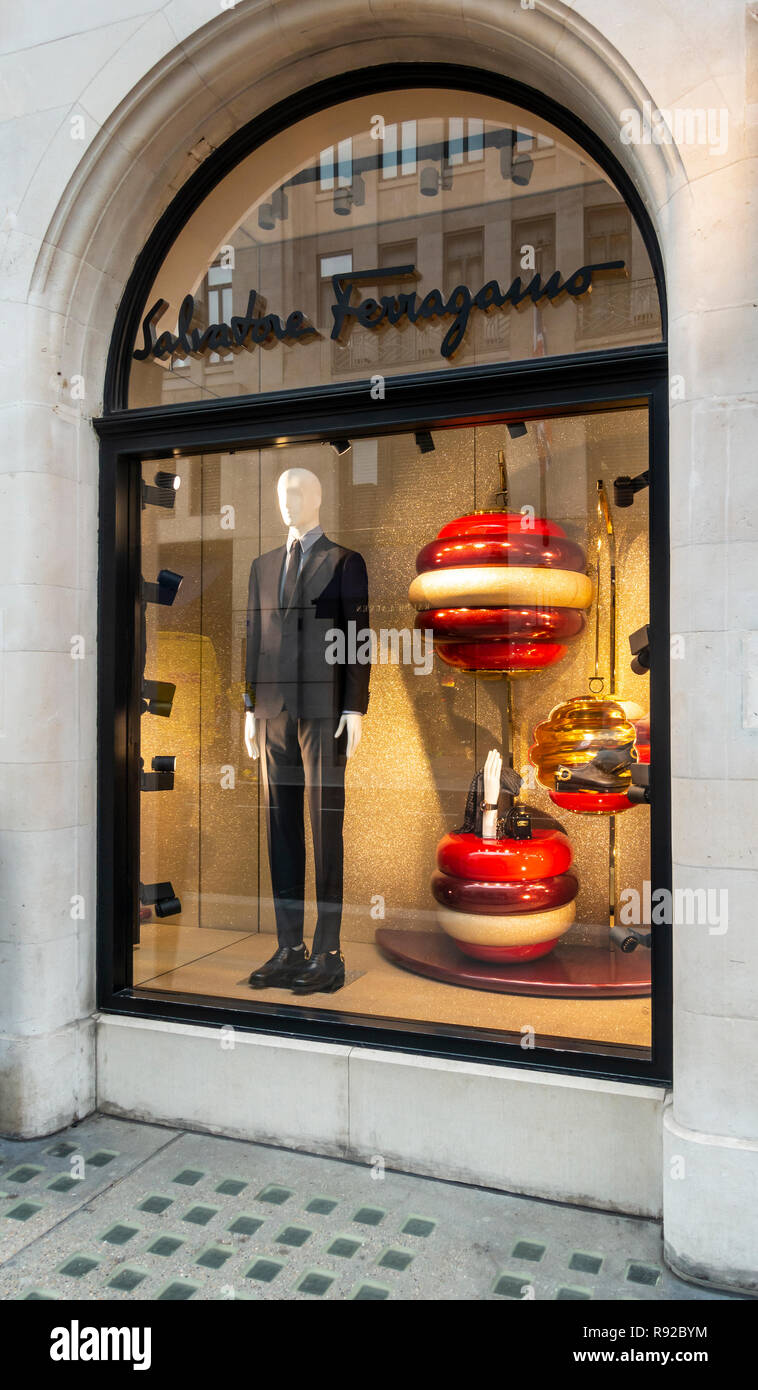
[95,63,671,1086]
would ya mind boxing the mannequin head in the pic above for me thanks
[277,468,322,536]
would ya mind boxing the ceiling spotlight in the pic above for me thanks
[333,175,366,216]
[258,203,275,230]
[329,438,351,456]
[415,430,435,453]
[142,471,180,509]
[614,469,650,507]
[139,881,182,918]
[506,421,528,440]
[142,569,183,607]
[142,680,176,718]
[140,755,176,791]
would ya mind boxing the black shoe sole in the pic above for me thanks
[291,974,345,996]
[248,969,307,990]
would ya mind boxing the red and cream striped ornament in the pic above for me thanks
[409,512,592,674]
[433,827,578,962]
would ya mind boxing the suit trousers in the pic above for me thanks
[258,710,346,954]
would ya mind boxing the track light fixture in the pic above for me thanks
[140,755,176,791]
[506,421,528,440]
[627,763,650,805]
[629,624,650,676]
[419,161,453,198]
[141,680,176,718]
[258,187,289,229]
[142,471,181,510]
[333,175,365,216]
[142,569,183,607]
[415,430,435,454]
[329,438,351,456]
[614,469,649,507]
[499,131,534,187]
[140,881,182,918]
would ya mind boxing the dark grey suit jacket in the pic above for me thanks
[245,534,370,719]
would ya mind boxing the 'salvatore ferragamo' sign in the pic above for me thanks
[133,259,626,364]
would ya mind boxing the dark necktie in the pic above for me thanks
[281,538,302,610]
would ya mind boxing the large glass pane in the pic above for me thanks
[128,89,662,407]
[137,407,653,1059]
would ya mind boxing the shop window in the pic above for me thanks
[102,73,667,1078]
[136,408,654,1062]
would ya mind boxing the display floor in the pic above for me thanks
[134,925,651,1054]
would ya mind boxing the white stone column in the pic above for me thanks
[660,130,758,1292]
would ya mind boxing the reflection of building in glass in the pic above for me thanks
[134,96,661,413]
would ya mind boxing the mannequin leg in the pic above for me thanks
[299,716,346,954]
[259,711,306,947]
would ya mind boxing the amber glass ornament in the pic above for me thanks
[529,696,638,815]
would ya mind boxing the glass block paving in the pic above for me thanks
[494,1272,534,1299]
[0,1114,744,1303]
[101,1224,139,1246]
[569,1251,603,1275]
[196,1246,233,1270]
[139,1195,173,1214]
[245,1259,284,1283]
[353,1207,385,1227]
[6,1203,42,1222]
[108,1268,147,1292]
[512,1240,546,1262]
[627,1262,662,1286]
[297,1270,334,1296]
[328,1236,362,1259]
[148,1235,184,1257]
[307,1197,339,1215]
[172,1170,204,1187]
[256,1185,291,1205]
[182,1206,218,1226]
[276,1226,311,1248]
[7,1167,42,1185]
[377,1248,414,1272]
[59,1254,99,1278]
[227,1215,263,1236]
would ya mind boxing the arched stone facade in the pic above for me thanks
[2,0,756,1292]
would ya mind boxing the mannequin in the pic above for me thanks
[244,468,370,994]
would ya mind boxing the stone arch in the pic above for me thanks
[27,0,681,414]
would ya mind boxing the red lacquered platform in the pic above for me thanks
[375,928,651,998]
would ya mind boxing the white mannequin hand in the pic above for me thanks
[335,712,362,759]
[244,710,259,760]
[482,748,502,841]
[483,748,502,804]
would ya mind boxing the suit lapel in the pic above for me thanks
[286,534,334,611]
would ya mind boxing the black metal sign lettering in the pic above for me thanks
[133,260,625,365]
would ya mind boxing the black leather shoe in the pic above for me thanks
[248,945,308,989]
[290,952,345,995]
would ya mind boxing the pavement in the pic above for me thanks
[0,1113,744,1301]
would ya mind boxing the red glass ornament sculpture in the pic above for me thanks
[434,828,576,962]
[409,512,591,674]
